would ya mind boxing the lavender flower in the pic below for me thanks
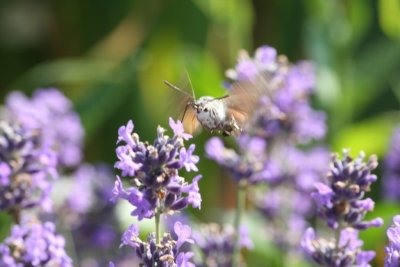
[5,89,84,168]
[383,127,400,201]
[385,215,400,267]
[0,120,57,214]
[301,149,383,267]
[0,220,72,266]
[225,45,326,143]
[64,164,114,215]
[51,163,120,265]
[254,147,330,249]
[301,227,375,267]
[112,221,195,267]
[205,134,277,185]
[193,223,253,267]
[313,150,383,230]
[112,118,202,220]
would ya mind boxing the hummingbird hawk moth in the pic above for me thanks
[163,78,266,136]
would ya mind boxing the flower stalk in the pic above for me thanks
[233,180,247,267]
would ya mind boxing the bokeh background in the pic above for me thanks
[1,0,400,266]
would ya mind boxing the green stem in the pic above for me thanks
[233,180,247,267]
[9,207,21,224]
[155,210,161,245]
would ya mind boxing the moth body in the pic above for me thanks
[191,96,239,135]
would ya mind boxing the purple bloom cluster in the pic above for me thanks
[52,164,119,255]
[112,118,202,220]
[0,220,72,267]
[383,127,400,201]
[385,215,400,267]
[0,120,57,213]
[225,45,326,143]
[254,147,330,248]
[5,89,84,168]
[205,135,277,184]
[193,223,252,267]
[64,164,114,215]
[301,228,375,267]
[301,149,383,267]
[111,221,195,267]
[312,150,383,230]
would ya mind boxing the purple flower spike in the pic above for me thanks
[383,127,400,201]
[224,46,326,143]
[117,222,195,266]
[206,134,275,185]
[193,223,252,267]
[5,89,84,168]
[0,121,58,212]
[302,227,375,267]
[385,215,400,266]
[301,149,382,267]
[113,118,201,220]
[0,220,72,266]
[313,150,382,230]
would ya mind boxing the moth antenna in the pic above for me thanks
[163,80,193,99]
[214,95,229,100]
[185,71,196,99]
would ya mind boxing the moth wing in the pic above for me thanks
[181,105,201,135]
[226,108,248,128]
[222,76,267,118]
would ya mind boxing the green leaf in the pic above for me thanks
[378,0,400,40]
[0,212,12,241]
[332,113,398,156]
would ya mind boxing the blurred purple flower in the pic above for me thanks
[385,215,400,267]
[301,149,382,267]
[5,89,84,167]
[0,220,72,266]
[251,146,329,249]
[117,221,195,266]
[193,223,252,267]
[312,150,383,230]
[383,127,400,201]
[64,164,114,214]
[0,121,58,213]
[113,118,202,220]
[301,227,375,267]
[206,135,277,184]
[225,45,326,143]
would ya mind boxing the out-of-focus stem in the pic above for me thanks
[10,207,21,224]
[233,180,247,267]
[155,210,161,244]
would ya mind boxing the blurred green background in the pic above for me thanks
[1,0,400,266]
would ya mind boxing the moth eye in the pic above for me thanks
[204,108,208,112]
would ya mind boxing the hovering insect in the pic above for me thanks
[163,78,266,136]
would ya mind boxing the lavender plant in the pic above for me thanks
[53,164,120,265]
[301,150,383,266]
[193,223,253,267]
[0,88,84,266]
[204,44,329,265]
[111,118,200,265]
[385,215,400,267]
[0,120,57,219]
[0,220,72,267]
[225,45,326,143]
[254,147,329,249]
[383,127,400,201]
[5,89,84,168]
